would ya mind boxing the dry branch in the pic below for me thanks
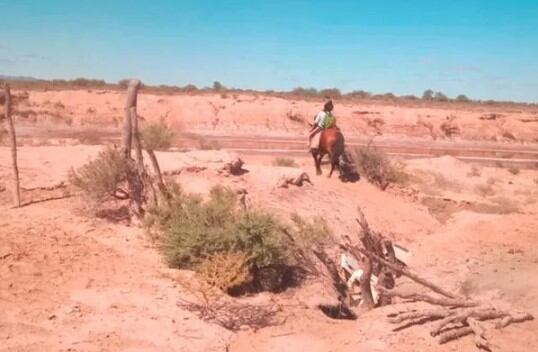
[379,287,478,308]
[354,246,458,299]
[351,205,533,350]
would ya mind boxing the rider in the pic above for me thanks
[308,100,336,148]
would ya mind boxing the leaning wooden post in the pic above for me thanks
[122,79,141,158]
[121,79,144,219]
[3,83,21,207]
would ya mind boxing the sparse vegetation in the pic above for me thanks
[155,186,288,273]
[272,157,298,167]
[148,184,332,293]
[141,119,175,151]
[475,184,495,197]
[69,146,131,201]
[197,137,221,150]
[508,167,520,175]
[352,145,408,189]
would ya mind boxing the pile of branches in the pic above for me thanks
[177,296,283,331]
[175,277,284,332]
[340,206,534,350]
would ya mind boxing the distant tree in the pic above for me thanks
[291,87,319,97]
[381,92,396,100]
[346,90,371,99]
[455,94,470,102]
[319,88,341,98]
[213,81,225,91]
[402,95,419,100]
[434,91,449,101]
[118,79,130,88]
[182,84,198,92]
[422,89,434,100]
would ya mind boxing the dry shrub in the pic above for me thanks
[491,197,519,214]
[272,157,298,167]
[197,136,221,150]
[352,146,408,189]
[69,146,131,201]
[141,119,175,150]
[467,166,481,177]
[487,177,498,185]
[196,252,251,292]
[508,167,520,175]
[440,114,460,137]
[475,184,495,197]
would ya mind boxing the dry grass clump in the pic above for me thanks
[352,145,408,189]
[508,167,520,175]
[196,136,221,150]
[69,146,130,201]
[196,252,251,292]
[474,184,495,197]
[272,157,298,167]
[140,119,175,151]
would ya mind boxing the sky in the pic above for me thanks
[1,1,537,102]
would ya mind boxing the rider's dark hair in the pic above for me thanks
[324,100,334,112]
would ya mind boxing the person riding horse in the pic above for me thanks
[308,100,359,182]
[308,100,336,148]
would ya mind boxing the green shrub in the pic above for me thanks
[151,185,335,292]
[272,157,298,167]
[158,185,289,270]
[69,146,131,200]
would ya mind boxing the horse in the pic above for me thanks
[310,128,360,182]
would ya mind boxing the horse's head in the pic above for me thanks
[338,151,360,182]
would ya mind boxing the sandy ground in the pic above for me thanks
[1,143,538,351]
[1,89,538,351]
[8,89,538,144]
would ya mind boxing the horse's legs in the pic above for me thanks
[328,161,336,178]
[311,149,322,175]
[327,152,337,178]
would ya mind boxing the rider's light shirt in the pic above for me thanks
[314,111,327,128]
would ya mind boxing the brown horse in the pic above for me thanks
[311,128,359,182]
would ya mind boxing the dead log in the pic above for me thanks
[3,84,21,207]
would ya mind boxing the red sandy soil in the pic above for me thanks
[1,144,538,351]
[9,89,538,144]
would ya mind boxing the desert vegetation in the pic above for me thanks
[272,157,298,167]
[352,145,408,189]
[2,76,537,109]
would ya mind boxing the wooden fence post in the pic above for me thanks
[3,83,21,207]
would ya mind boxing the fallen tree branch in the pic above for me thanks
[378,287,478,308]
[467,317,490,350]
[354,246,459,299]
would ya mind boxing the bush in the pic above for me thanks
[159,185,289,270]
[196,251,251,292]
[69,146,131,201]
[152,185,333,292]
[352,146,408,189]
[508,167,520,175]
[141,119,175,151]
[272,157,298,167]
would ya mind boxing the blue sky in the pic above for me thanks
[1,1,537,102]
